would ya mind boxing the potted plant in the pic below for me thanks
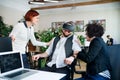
[35,27,62,68]
[78,35,85,46]
[0,16,13,37]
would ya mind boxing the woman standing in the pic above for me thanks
[9,9,50,68]
[74,23,111,80]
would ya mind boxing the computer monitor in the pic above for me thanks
[0,37,12,52]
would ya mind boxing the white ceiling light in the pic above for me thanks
[44,0,59,2]
[29,0,59,5]
[29,1,45,5]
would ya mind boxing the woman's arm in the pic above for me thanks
[78,38,102,63]
[30,27,49,47]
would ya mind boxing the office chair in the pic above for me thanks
[72,47,88,79]
[0,37,13,52]
[73,44,120,80]
[107,44,120,80]
[69,59,77,80]
[74,59,86,77]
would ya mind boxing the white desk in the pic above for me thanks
[0,69,66,80]
[22,70,65,80]
[22,70,66,80]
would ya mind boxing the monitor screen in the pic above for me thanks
[0,37,13,52]
[0,52,22,73]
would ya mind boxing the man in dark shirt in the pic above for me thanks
[106,35,113,46]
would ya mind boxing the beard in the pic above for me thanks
[62,31,70,37]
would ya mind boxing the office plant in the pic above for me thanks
[0,16,13,37]
[34,27,62,68]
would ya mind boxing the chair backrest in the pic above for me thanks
[73,45,120,80]
[0,37,13,52]
[107,44,120,80]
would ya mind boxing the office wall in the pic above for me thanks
[38,8,120,44]
[0,5,26,25]
[0,4,120,44]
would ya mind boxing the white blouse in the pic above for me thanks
[9,22,47,54]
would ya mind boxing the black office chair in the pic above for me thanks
[0,37,13,52]
[72,47,89,79]
[107,44,120,80]
[74,59,86,77]
[73,44,120,80]
[69,59,77,80]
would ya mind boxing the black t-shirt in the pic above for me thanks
[106,38,113,46]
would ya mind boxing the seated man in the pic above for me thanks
[32,22,81,80]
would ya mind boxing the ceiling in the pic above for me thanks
[0,0,120,13]
[29,0,120,10]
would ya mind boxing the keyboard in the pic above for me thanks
[5,70,29,78]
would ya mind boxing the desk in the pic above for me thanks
[22,70,66,80]
[0,69,66,80]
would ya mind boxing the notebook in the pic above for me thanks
[0,51,38,80]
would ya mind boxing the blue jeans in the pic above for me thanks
[74,74,110,80]
[22,54,30,68]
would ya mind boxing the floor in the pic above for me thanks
[73,60,86,79]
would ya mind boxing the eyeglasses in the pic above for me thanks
[62,29,70,33]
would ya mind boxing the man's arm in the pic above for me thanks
[32,38,55,61]
[64,51,79,65]
[32,52,49,61]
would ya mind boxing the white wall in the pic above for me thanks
[0,3,120,44]
[0,5,27,25]
[38,7,120,44]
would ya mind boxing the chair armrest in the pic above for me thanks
[74,59,86,77]
[68,59,77,80]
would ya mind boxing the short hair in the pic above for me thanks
[107,35,110,38]
[24,9,39,21]
[85,23,104,38]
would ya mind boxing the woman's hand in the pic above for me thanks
[46,39,53,46]
[10,35,15,41]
